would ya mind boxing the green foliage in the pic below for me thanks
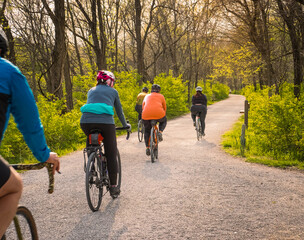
[1,69,230,164]
[0,96,85,163]
[223,83,304,168]
[114,70,144,126]
[153,72,188,118]
[192,80,230,104]
[36,96,85,155]
[72,71,96,108]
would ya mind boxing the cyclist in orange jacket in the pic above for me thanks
[142,84,167,156]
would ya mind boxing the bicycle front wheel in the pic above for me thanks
[196,117,202,141]
[138,120,144,142]
[4,206,38,240]
[86,152,103,212]
[110,149,122,199]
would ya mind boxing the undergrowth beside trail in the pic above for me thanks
[222,83,304,170]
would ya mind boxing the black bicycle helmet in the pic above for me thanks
[151,84,161,93]
[0,29,8,57]
[142,87,148,92]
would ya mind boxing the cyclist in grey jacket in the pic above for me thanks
[80,70,130,197]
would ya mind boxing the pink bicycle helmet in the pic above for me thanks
[97,70,115,87]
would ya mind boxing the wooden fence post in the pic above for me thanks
[244,100,249,128]
[240,124,246,156]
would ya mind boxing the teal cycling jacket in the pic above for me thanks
[80,84,127,127]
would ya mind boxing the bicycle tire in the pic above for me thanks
[196,117,202,141]
[111,149,122,199]
[86,152,102,212]
[3,206,38,240]
[150,126,155,163]
[137,120,144,142]
[154,127,159,160]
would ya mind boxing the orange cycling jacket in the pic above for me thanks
[142,92,166,120]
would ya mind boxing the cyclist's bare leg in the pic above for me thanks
[0,167,23,237]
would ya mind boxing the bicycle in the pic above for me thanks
[149,120,159,163]
[2,162,55,240]
[195,113,204,141]
[83,125,131,212]
[137,119,144,142]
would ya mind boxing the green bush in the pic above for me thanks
[191,80,230,104]
[224,83,304,167]
[153,72,189,118]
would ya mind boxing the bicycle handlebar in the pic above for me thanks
[11,163,54,194]
[116,121,132,140]
[116,126,131,140]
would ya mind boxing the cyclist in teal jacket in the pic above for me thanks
[80,70,130,198]
[0,29,60,238]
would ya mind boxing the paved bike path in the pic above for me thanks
[19,94,304,239]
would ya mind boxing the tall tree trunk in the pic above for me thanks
[114,0,120,71]
[42,0,66,99]
[64,52,73,111]
[135,0,145,84]
[67,0,84,75]
[277,0,303,98]
[0,0,16,64]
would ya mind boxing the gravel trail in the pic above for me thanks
[18,94,304,239]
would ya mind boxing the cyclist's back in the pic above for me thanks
[191,86,207,135]
[135,87,148,121]
[142,84,167,156]
[142,92,166,120]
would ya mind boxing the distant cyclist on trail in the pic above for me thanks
[80,70,131,197]
[190,86,207,136]
[135,87,149,121]
[142,84,167,156]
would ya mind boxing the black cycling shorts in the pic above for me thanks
[0,158,11,188]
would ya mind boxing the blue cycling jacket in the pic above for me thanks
[0,57,50,162]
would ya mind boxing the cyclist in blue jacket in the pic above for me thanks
[0,29,60,238]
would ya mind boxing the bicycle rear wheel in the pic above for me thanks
[137,120,144,142]
[3,206,38,240]
[86,152,102,212]
[196,117,202,141]
[150,127,157,163]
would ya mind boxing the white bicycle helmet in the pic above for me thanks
[196,86,202,92]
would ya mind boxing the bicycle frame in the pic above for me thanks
[149,120,159,162]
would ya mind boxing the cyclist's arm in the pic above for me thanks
[114,91,128,127]
[203,94,207,106]
[191,95,195,105]
[9,70,50,162]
